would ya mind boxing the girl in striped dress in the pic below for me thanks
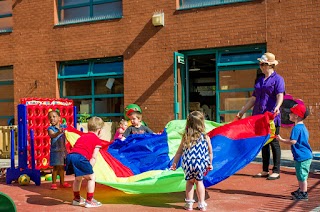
[171,111,213,211]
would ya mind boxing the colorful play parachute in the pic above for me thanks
[65,112,274,194]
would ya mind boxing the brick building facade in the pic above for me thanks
[0,0,319,149]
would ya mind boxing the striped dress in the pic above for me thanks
[182,134,210,181]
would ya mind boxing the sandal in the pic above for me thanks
[60,182,72,188]
[50,184,58,190]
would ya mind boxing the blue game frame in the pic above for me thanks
[58,57,124,119]
[56,0,123,25]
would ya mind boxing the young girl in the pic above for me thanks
[171,111,213,211]
[48,110,71,190]
[113,119,128,140]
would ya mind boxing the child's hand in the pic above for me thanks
[59,128,65,133]
[170,163,177,171]
[276,135,282,141]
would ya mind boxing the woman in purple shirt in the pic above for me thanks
[237,52,285,180]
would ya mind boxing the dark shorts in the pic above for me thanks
[66,153,93,177]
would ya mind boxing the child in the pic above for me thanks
[48,110,71,190]
[113,119,128,140]
[66,116,104,208]
[277,103,312,201]
[171,111,213,211]
[122,111,154,140]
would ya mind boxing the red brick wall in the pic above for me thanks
[0,0,319,149]
[265,0,320,149]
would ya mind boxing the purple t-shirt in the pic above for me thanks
[252,71,285,126]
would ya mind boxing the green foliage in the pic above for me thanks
[78,112,91,123]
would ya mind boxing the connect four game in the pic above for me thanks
[20,98,74,170]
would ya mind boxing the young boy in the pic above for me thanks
[66,116,104,208]
[277,103,312,201]
[122,111,153,140]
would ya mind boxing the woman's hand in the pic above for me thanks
[234,112,243,121]
[274,107,280,115]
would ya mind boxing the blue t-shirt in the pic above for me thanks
[252,71,285,126]
[290,123,312,162]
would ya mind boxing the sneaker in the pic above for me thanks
[253,171,269,178]
[292,191,308,201]
[85,198,102,208]
[50,184,58,190]
[197,202,208,211]
[72,197,85,206]
[60,182,72,188]
[266,173,280,180]
[184,199,195,211]
[291,188,300,196]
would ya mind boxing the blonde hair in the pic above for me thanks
[87,116,104,132]
[131,111,142,120]
[119,119,128,126]
[182,111,205,148]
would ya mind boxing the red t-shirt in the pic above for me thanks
[71,132,102,160]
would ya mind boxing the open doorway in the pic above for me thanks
[187,54,217,121]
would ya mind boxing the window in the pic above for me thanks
[217,47,265,122]
[58,57,124,121]
[0,66,14,125]
[56,0,122,25]
[178,0,253,10]
[0,0,13,33]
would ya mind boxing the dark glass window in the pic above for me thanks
[62,64,90,76]
[93,62,123,75]
[61,0,90,7]
[62,7,90,20]
[0,66,14,125]
[0,0,13,33]
[57,0,122,24]
[58,58,124,121]
[220,52,261,64]
[179,0,252,10]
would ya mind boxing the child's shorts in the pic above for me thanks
[66,153,93,177]
[295,159,312,182]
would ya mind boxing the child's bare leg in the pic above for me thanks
[82,173,96,202]
[73,176,83,192]
[52,166,58,184]
[195,180,206,203]
[299,180,308,192]
[86,173,96,193]
[185,179,195,201]
[58,165,65,184]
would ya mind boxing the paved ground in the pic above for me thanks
[1,153,320,212]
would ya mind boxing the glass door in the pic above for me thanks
[216,49,265,122]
